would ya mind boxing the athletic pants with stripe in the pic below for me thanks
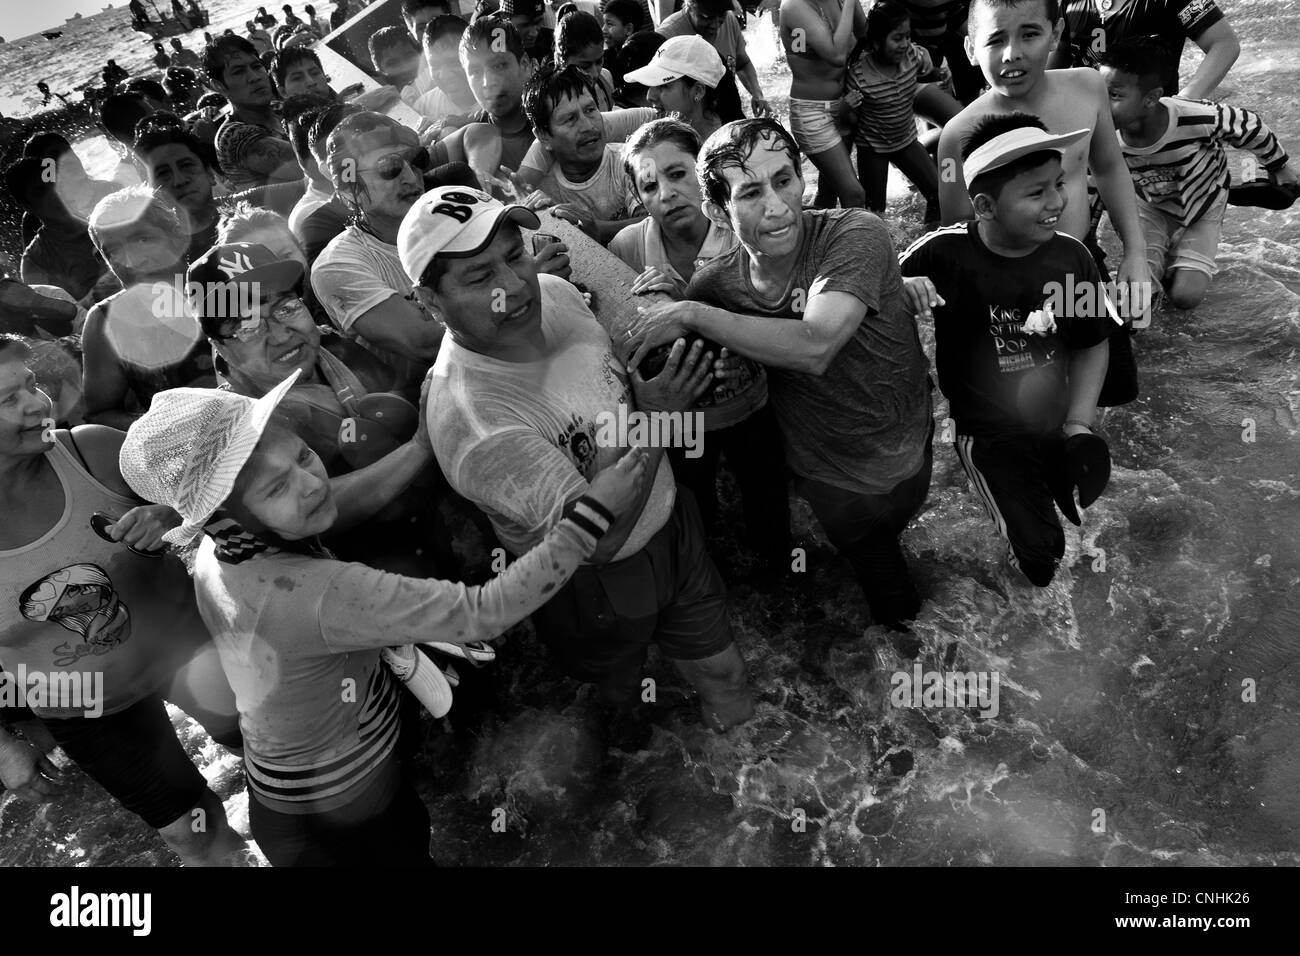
[954,433,1065,587]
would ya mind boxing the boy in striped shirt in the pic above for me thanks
[1098,38,1297,310]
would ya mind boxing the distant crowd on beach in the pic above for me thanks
[1,0,1296,867]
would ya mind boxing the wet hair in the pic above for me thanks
[22,132,74,162]
[554,3,578,20]
[462,14,525,62]
[280,93,329,133]
[273,46,324,87]
[864,1,910,51]
[422,13,469,49]
[100,92,153,145]
[969,0,1061,27]
[622,117,701,184]
[196,92,227,109]
[308,102,361,162]
[1095,36,1176,95]
[124,77,170,104]
[202,34,261,86]
[369,24,418,71]
[134,125,221,177]
[523,62,600,133]
[697,118,802,211]
[962,112,1057,200]
[604,0,645,32]
[555,9,603,63]
[88,184,183,252]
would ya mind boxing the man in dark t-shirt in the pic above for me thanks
[1050,0,1239,101]
[628,119,934,630]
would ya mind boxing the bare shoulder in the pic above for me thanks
[66,424,133,495]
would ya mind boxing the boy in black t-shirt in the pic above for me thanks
[901,113,1116,587]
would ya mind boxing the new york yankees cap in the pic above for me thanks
[398,186,541,287]
[186,242,305,326]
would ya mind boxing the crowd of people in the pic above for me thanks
[1,0,1296,867]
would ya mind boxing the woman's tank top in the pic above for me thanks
[0,435,209,718]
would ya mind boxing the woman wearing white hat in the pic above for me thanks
[119,372,647,865]
[623,34,727,143]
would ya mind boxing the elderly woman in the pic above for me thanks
[119,371,646,865]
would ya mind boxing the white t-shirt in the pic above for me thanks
[537,144,640,225]
[428,273,675,562]
[287,180,334,239]
[310,224,434,383]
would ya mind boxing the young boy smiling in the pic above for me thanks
[904,113,1116,587]
[937,0,1148,406]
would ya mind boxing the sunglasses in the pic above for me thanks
[215,296,309,343]
[361,146,433,181]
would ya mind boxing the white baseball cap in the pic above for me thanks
[398,185,541,287]
[963,126,1090,190]
[623,35,725,90]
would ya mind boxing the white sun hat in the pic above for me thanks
[119,370,303,547]
[963,126,1090,189]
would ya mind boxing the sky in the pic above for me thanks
[0,0,150,41]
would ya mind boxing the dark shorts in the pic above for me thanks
[38,643,242,831]
[42,691,240,830]
[954,432,1065,586]
[247,757,433,868]
[531,488,734,693]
